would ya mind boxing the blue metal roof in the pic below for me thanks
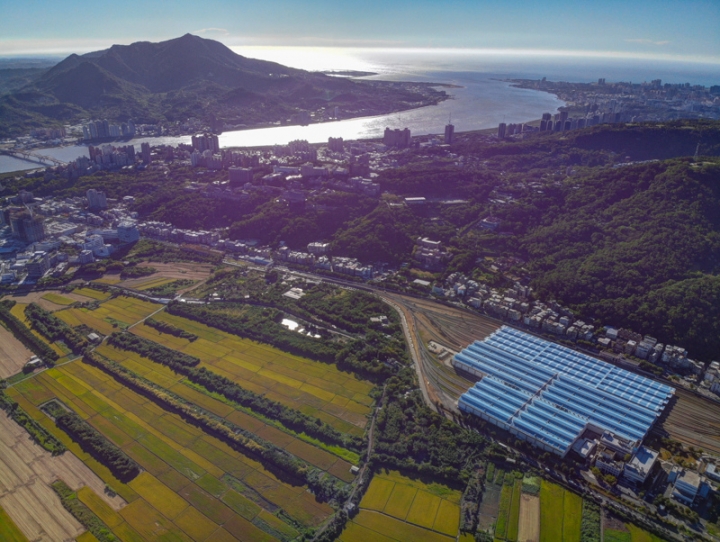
[455,326,675,453]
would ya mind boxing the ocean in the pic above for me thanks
[2,48,718,173]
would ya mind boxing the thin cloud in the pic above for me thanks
[194,28,229,36]
[625,39,670,46]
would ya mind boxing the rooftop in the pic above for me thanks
[456,327,675,454]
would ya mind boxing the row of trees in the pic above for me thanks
[144,317,198,341]
[51,480,116,542]
[0,390,66,455]
[167,302,338,363]
[25,303,88,353]
[0,300,58,363]
[107,332,199,368]
[83,351,347,503]
[107,332,355,449]
[44,400,140,482]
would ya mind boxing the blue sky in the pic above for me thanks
[1,0,718,63]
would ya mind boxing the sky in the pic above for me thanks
[1,0,719,65]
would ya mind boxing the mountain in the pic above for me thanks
[0,34,446,137]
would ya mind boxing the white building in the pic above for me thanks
[623,446,658,484]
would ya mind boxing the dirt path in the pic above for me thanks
[0,413,126,541]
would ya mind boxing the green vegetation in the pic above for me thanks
[51,480,117,542]
[143,279,195,296]
[0,300,58,363]
[0,504,29,542]
[539,480,565,542]
[522,474,541,495]
[604,530,632,542]
[144,317,198,341]
[25,302,88,353]
[44,400,140,482]
[580,500,601,542]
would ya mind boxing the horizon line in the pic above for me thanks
[1,40,719,67]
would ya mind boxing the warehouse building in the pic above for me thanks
[455,327,674,457]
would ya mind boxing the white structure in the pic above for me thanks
[672,470,701,505]
[623,446,658,484]
[86,189,107,210]
[117,222,140,243]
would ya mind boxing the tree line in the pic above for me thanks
[0,300,58,363]
[107,332,358,449]
[144,317,198,341]
[25,303,88,353]
[83,351,347,503]
[44,400,140,482]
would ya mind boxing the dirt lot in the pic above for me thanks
[517,494,540,542]
[0,413,126,541]
[0,325,33,378]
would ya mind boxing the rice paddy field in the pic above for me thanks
[0,292,381,540]
[54,296,161,336]
[340,470,461,542]
[6,353,333,541]
[602,515,666,542]
[127,310,376,437]
[539,479,582,542]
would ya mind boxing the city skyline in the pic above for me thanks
[1,0,718,64]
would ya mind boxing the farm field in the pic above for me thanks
[117,261,214,291]
[602,513,665,542]
[8,303,68,357]
[0,411,125,542]
[96,343,358,476]
[341,469,461,542]
[539,479,583,542]
[129,309,376,436]
[55,295,161,335]
[6,355,333,540]
[517,494,540,542]
[0,323,33,378]
[0,503,30,542]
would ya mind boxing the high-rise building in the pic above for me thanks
[229,167,253,186]
[117,222,140,243]
[191,133,220,153]
[444,124,455,144]
[87,189,108,210]
[9,211,45,243]
[383,128,411,148]
[497,123,506,139]
[141,142,151,164]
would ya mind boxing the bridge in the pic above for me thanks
[0,149,68,167]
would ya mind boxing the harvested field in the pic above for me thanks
[118,261,212,291]
[656,389,720,454]
[8,356,333,536]
[0,412,125,542]
[0,324,33,378]
[517,494,540,542]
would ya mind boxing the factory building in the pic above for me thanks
[455,327,674,457]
